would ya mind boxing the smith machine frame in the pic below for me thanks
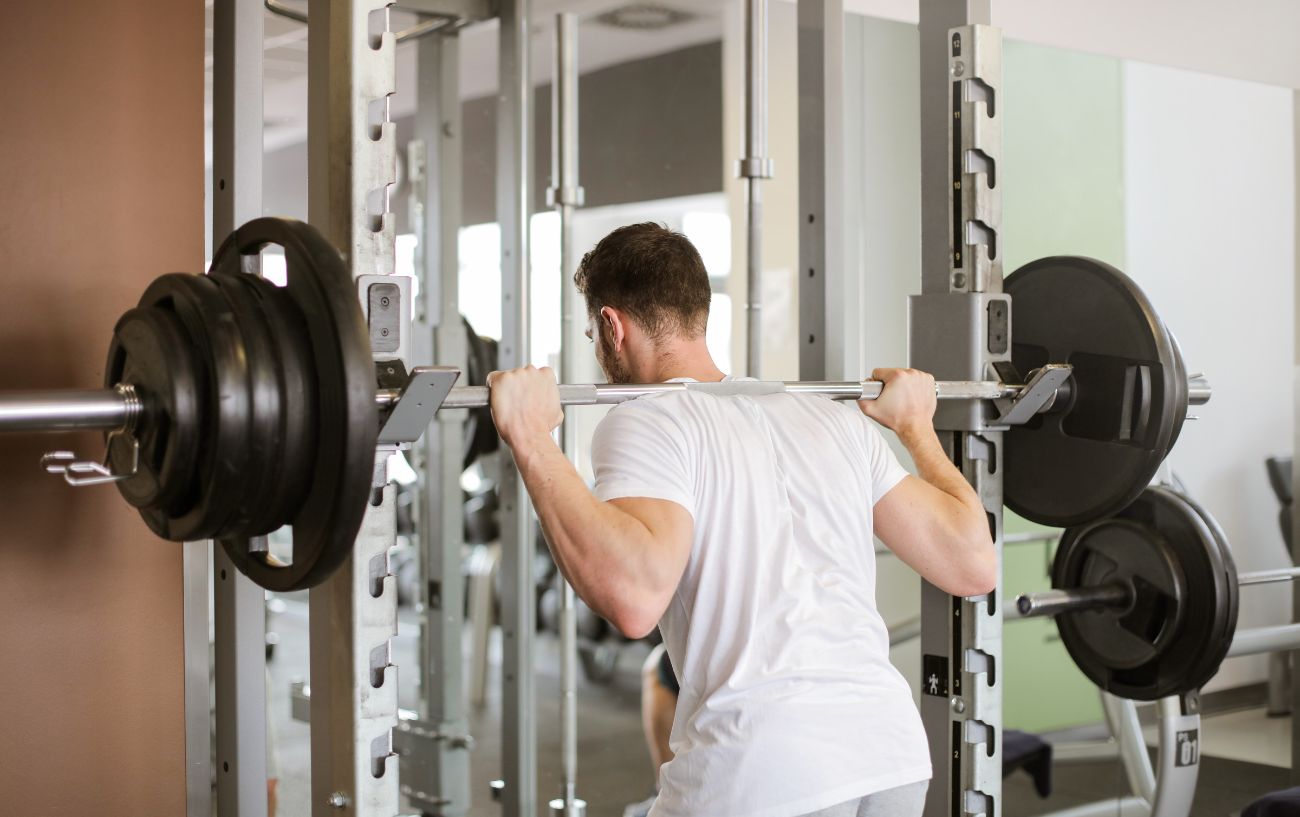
[198,2,1061,817]
[799,1,1005,815]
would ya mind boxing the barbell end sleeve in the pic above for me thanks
[1014,583,1132,619]
[0,387,139,433]
[1187,374,1212,406]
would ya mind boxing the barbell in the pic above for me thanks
[0,217,1211,591]
[1016,485,1300,701]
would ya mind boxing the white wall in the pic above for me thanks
[832,0,1300,91]
[1122,62,1297,689]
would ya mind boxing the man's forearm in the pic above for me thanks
[896,422,985,520]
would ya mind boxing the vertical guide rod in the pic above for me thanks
[497,0,537,813]
[410,25,472,816]
[549,11,586,816]
[740,0,772,377]
[210,0,269,814]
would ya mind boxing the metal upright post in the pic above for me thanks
[210,0,269,814]
[796,0,843,382]
[496,0,537,813]
[307,1,402,815]
[547,13,586,817]
[1291,86,1300,783]
[910,3,1005,816]
[403,26,473,817]
[739,0,773,378]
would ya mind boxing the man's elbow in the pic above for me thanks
[945,516,997,597]
[604,593,668,640]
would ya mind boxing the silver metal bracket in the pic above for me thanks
[735,156,775,179]
[377,365,460,446]
[395,717,476,813]
[545,185,586,208]
[548,798,589,817]
[359,273,414,363]
[991,363,1072,427]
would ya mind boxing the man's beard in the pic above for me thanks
[597,329,632,384]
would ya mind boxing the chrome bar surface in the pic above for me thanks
[1227,623,1300,658]
[0,389,133,432]
[436,379,1022,410]
[1238,566,1300,586]
[1015,584,1131,619]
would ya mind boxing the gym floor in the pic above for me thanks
[266,600,1290,817]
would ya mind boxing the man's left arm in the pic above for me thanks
[489,366,693,638]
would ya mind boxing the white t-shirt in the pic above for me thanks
[590,380,931,817]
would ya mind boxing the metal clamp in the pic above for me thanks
[40,384,142,486]
[991,364,1072,426]
[546,185,586,208]
[735,156,775,179]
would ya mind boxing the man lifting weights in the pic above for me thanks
[487,223,997,817]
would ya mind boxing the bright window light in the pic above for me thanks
[683,211,732,278]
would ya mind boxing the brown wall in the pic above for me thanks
[0,3,200,814]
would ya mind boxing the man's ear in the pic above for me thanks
[600,306,627,352]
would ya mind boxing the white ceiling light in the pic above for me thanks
[594,3,695,31]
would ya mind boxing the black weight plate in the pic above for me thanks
[1163,328,1190,458]
[1005,257,1187,527]
[1163,487,1240,695]
[212,218,376,592]
[209,272,286,537]
[232,274,319,533]
[137,273,254,541]
[1054,486,1234,700]
[1052,518,1186,672]
[104,307,202,523]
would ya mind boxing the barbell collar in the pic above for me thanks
[1015,583,1132,619]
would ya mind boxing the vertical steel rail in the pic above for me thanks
[497,0,537,813]
[1291,86,1300,783]
[739,0,773,377]
[911,4,1004,817]
[210,0,269,814]
[407,28,472,816]
[796,0,843,382]
[307,1,402,815]
[547,13,585,817]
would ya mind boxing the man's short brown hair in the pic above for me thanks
[573,222,712,339]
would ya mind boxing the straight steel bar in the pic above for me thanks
[496,0,537,812]
[739,0,773,377]
[0,372,1215,434]
[0,389,137,431]
[549,11,585,817]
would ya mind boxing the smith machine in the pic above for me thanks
[9,2,1295,817]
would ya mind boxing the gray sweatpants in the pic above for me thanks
[799,780,929,817]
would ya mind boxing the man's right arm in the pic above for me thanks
[861,368,998,597]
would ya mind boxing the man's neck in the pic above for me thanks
[639,338,726,383]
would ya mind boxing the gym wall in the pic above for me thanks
[260,42,725,232]
[816,13,1297,730]
[0,3,199,814]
